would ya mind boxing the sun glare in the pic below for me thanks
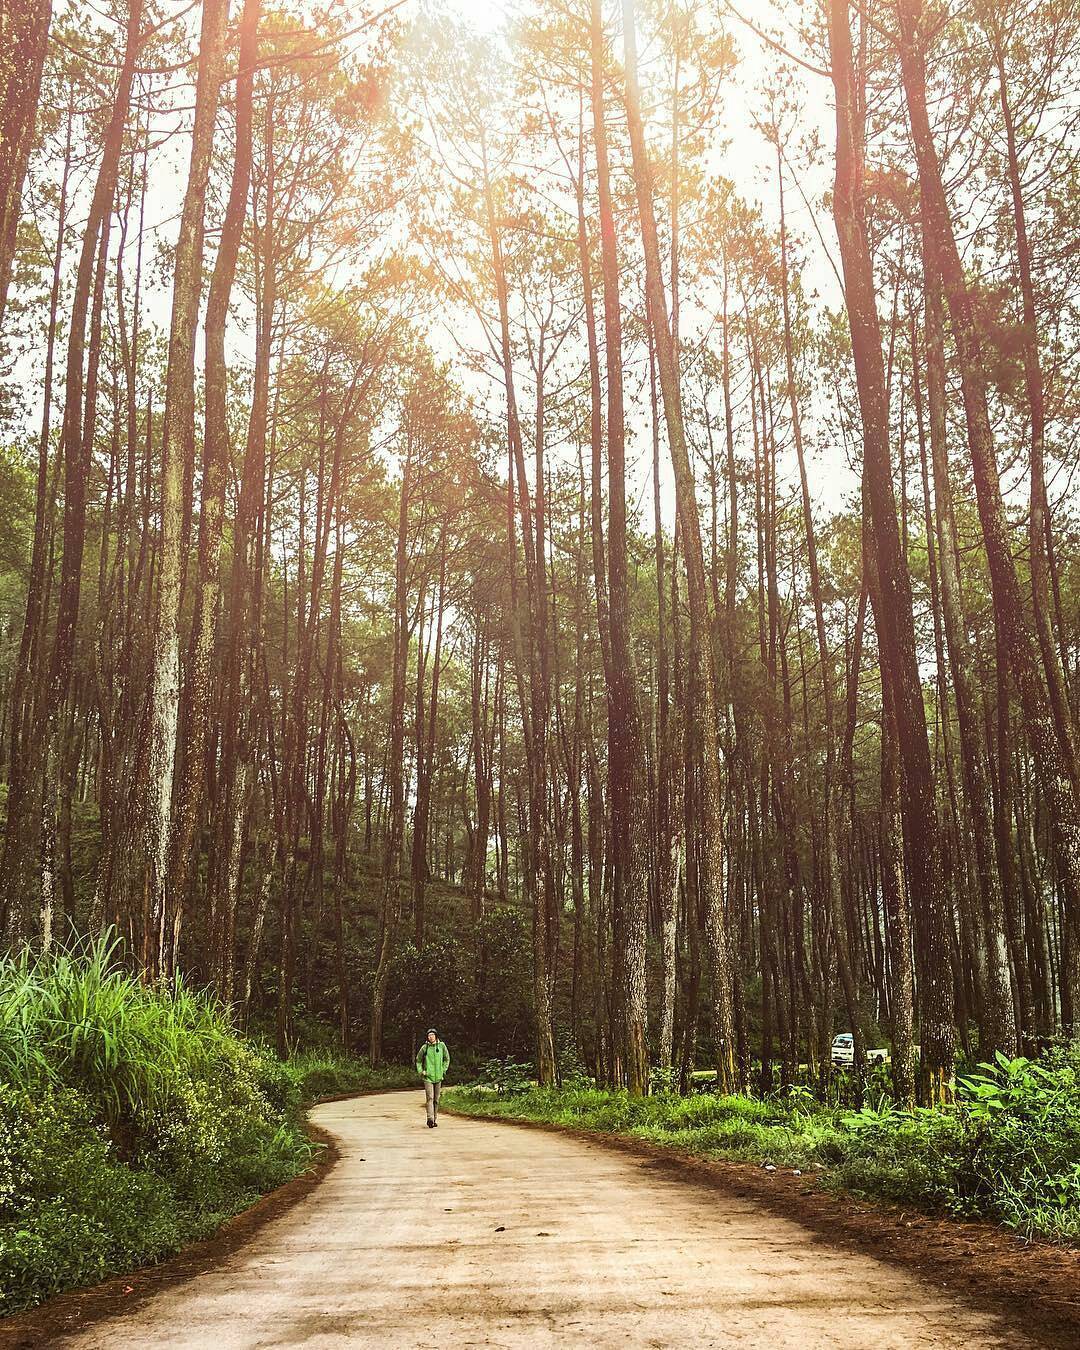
[445,0,509,36]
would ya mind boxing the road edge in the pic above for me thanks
[0,1095,365,1348]
[443,1099,1080,1349]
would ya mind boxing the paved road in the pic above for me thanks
[60,1092,1020,1348]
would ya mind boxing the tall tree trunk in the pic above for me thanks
[919,256,1016,1053]
[988,25,1077,785]
[34,0,144,949]
[412,526,447,947]
[145,0,230,973]
[591,0,648,1094]
[371,441,412,1065]
[776,145,865,1084]
[170,0,260,952]
[896,0,1080,1022]
[0,86,72,938]
[480,144,557,1086]
[0,0,52,329]
[826,0,954,1100]
[651,337,681,1072]
[622,0,736,1090]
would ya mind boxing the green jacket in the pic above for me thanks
[416,1039,451,1083]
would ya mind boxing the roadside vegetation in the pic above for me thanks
[449,1047,1080,1246]
[0,940,409,1315]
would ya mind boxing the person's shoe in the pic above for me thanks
[433,1119,439,1127]
[427,1119,434,1128]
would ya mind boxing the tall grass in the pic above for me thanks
[0,936,248,1128]
[0,934,399,1315]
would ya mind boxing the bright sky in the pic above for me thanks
[431,0,851,535]
[5,0,851,554]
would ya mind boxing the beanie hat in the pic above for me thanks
[427,1027,438,1036]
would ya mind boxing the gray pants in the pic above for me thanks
[424,1079,442,1123]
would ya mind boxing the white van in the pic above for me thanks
[831,1033,890,1066]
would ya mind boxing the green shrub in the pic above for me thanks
[476,1056,533,1095]
[648,1065,680,1096]
[0,937,401,1314]
[279,1050,414,1102]
[0,1083,187,1309]
[837,1106,967,1208]
[954,1049,1080,1240]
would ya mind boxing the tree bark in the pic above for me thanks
[826,0,954,1099]
[896,0,1080,1023]
[146,0,231,973]
[622,0,737,1091]
[0,0,52,330]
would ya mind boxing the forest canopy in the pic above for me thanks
[0,0,1078,1107]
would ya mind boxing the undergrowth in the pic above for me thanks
[0,937,405,1315]
[448,1045,1080,1245]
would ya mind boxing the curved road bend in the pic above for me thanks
[60,1091,1021,1348]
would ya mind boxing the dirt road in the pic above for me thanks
[53,1092,1023,1348]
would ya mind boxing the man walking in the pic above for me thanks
[416,1027,450,1127]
